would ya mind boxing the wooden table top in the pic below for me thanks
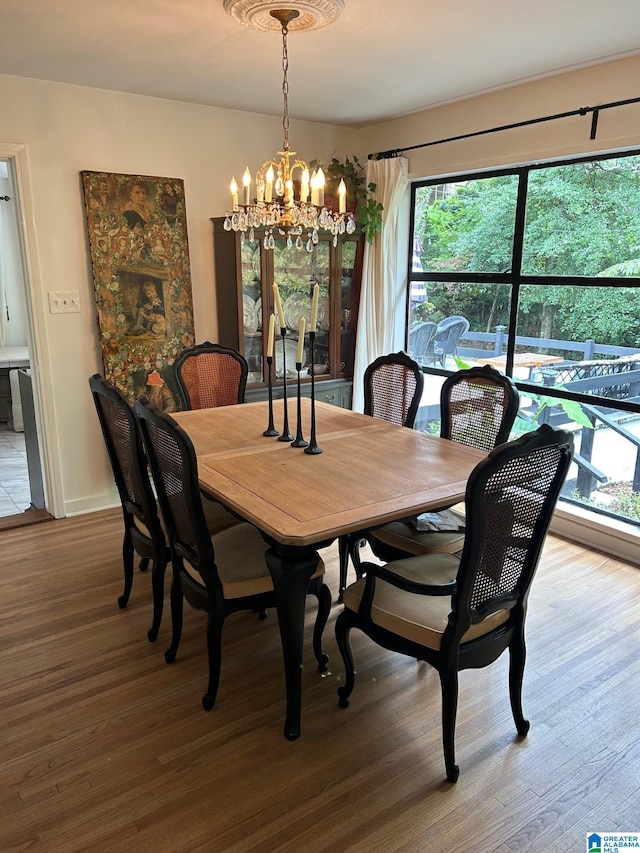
[482,352,563,370]
[174,399,485,548]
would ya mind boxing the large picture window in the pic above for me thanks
[408,150,640,528]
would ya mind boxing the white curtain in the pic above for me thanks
[351,156,409,412]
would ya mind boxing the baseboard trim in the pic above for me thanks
[64,491,119,517]
[552,502,640,567]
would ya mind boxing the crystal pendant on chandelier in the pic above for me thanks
[224,7,355,252]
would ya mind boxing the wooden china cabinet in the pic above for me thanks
[211,217,364,409]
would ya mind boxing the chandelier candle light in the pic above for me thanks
[224,7,355,252]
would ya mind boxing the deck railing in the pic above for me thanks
[415,323,640,512]
[457,325,640,362]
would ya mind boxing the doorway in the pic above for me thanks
[0,152,52,526]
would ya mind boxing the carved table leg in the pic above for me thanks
[265,546,320,741]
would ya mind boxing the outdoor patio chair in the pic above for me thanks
[135,397,331,711]
[409,321,437,366]
[427,316,470,368]
[173,341,248,410]
[335,424,574,782]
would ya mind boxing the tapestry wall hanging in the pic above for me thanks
[81,170,195,410]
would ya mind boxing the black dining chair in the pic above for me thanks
[173,341,248,410]
[134,397,332,711]
[362,351,425,427]
[364,364,520,566]
[335,424,574,782]
[89,374,167,639]
[90,374,239,641]
[338,351,424,598]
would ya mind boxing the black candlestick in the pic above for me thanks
[263,355,278,436]
[304,330,322,454]
[278,327,294,442]
[291,362,308,447]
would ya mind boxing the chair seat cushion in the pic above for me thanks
[135,497,239,544]
[383,551,460,587]
[371,508,466,556]
[201,496,242,535]
[133,508,164,545]
[342,552,509,650]
[184,523,325,599]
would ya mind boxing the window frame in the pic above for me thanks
[407,147,640,527]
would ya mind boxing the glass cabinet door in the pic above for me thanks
[240,237,263,384]
[338,238,361,377]
[214,215,362,397]
[272,240,331,380]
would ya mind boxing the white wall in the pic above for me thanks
[363,55,640,179]
[0,74,359,515]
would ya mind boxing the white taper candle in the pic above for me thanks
[310,283,319,332]
[273,283,285,328]
[296,317,306,364]
[267,313,275,357]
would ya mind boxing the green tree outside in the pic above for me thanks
[413,155,640,349]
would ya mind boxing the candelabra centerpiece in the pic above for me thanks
[223,8,356,252]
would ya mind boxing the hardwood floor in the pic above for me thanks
[1,509,638,852]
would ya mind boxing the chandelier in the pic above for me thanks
[223,7,355,251]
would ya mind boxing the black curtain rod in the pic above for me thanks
[0,195,11,202]
[369,95,640,160]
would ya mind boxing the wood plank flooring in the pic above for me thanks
[0,509,638,852]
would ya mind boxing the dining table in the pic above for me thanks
[173,397,486,740]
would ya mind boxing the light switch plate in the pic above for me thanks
[48,291,81,314]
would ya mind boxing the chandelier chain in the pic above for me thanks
[281,22,290,151]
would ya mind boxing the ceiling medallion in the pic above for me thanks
[223,0,345,32]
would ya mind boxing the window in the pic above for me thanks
[408,150,640,528]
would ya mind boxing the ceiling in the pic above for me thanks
[1,0,639,127]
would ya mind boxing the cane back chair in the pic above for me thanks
[336,424,574,782]
[89,374,169,640]
[90,374,238,641]
[366,364,520,566]
[173,341,249,410]
[338,351,424,598]
[135,398,332,711]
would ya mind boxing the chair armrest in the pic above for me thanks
[359,561,457,596]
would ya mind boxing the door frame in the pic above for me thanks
[1,141,63,518]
